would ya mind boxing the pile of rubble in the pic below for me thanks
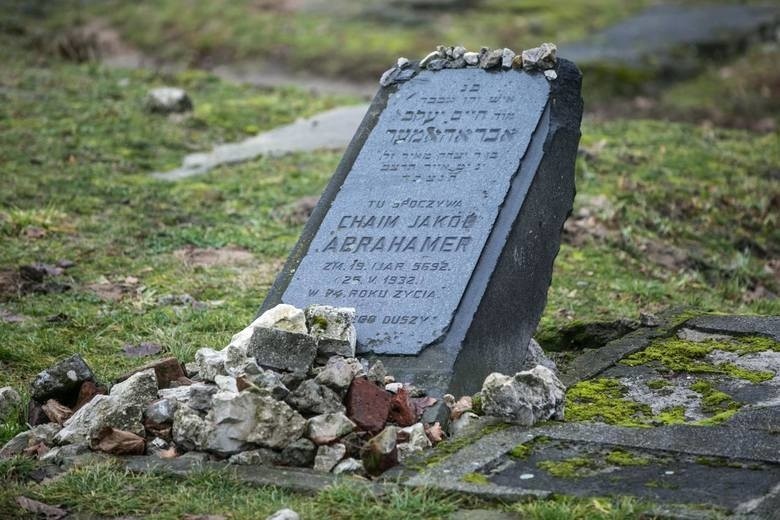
[1,304,566,477]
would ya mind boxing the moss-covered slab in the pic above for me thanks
[406,421,780,515]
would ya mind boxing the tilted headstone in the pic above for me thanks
[262,53,583,405]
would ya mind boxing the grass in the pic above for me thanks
[0,460,660,519]
[13,0,652,80]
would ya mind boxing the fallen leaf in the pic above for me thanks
[92,428,146,455]
[15,497,67,519]
[42,399,73,425]
[122,342,163,358]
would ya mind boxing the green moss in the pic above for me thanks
[461,472,489,485]
[605,450,652,467]
[538,457,596,479]
[646,379,670,390]
[565,378,653,427]
[694,456,744,469]
[309,315,329,331]
[622,336,778,383]
[471,393,483,416]
[508,444,532,460]
[654,406,687,425]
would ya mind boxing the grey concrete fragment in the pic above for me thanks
[249,327,317,373]
[481,366,565,425]
[314,443,346,472]
[30,354,95,402]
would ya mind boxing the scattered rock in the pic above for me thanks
[115,357,187,390]
[286,379,345,415]
[56,394,144,445]
[314,356,360,393]
[481,365,566,425]
[333,457,364,475]
[172,405,209,452]
[30,354,95,404]
[0,386,21,422]
[210,390,306,451]
[388,387,417,427]
[346,377,391,433]
[367,360,387,386]
[110,369,158,407]
[306,412,356,445]
[145,87,193,114]
[145,398,177,425]
[278,438,316,467]
[305,305,357,359]
[314,443,346,472]
[522,43,557,70]
[266,509,299,520]
[241,370,289,400]
[229,448,278,466]
[450,412,480,438]
[249,327,317,373]
[397,423,432,462]
[91,427,145,455]
[194,348,227,382]
[215,375,239,393]
[361,426,398,476]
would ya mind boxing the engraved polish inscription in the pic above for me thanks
[282,69,550,355]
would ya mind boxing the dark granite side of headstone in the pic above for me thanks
[261,59,582,404]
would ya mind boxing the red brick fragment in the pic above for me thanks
[115,357,186,389]
[388,387,417,427]
[345,377,391,434]
[74,381,106,411]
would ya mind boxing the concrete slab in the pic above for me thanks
[152,104,369,181]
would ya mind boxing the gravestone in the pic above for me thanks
[262,55,582,403]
